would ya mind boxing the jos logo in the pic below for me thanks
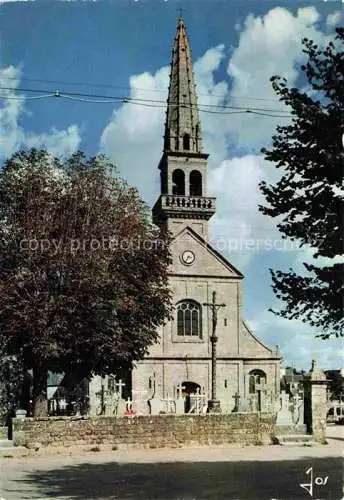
[300,467,329,497]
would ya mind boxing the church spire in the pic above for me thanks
[152,17,215,240]
[164,17,203,154]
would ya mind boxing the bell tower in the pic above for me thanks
[152,17,216,240]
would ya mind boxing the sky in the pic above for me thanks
[0,0,343,370]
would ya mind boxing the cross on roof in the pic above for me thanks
[178,7,186,18]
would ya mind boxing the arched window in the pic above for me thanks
[177,300,202,337]
[248,369,267,394]
[189,170,202,196]
[172,169,185,195]
[183,133,190,151]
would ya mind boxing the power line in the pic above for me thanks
[0,74,281,103]
[0,93,54,101]
[0,85,292,118]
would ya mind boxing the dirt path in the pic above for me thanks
[0,426,342,499]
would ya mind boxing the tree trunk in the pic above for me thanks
[32,366,48,417]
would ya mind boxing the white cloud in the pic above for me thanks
[209,154,283,268]
[326,11,342,27]
[0,66,81,159]
[25,126,81,158]
[249,309,344,370]
[99,67,169,204]
[195,46,230,168]
[225,7,332,150]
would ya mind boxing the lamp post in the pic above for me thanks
[203,291,225,413]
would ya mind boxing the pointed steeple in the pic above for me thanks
[164,17,203,154]
[152,17,215,240]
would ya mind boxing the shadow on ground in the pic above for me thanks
[7,457,343,499]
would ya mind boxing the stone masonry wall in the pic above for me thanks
[12,413,275,449]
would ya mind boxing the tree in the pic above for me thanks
[0,148,172,416]
[259,28,344,339]
[0,353,26,427]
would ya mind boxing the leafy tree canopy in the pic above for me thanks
[260,28,343,339]
[0,148,172,414]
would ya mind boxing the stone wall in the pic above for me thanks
[12,413,275,449]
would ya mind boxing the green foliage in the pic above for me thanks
[260,28,344,339]
[0,354,25,425]
[0,149,172,394]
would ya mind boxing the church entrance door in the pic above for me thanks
[182,381,201,413]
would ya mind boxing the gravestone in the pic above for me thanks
[276,390,293,425]
[189,388,207,414]
[132,389,149,415]
[148,372,164,415]
[161,393,175,414]
[175,382,185,414]
[149,398,163,415]
[117,398,127,417]
[174,382,186,414]
[291,391,304,425]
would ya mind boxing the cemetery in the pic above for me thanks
[5,360,329,451]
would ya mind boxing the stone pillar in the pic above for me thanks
[303,360,328,443]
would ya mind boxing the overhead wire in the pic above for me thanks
[0,85,292,118]
[0,93,56,100]
[0,74,282,102]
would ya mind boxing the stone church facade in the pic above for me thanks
[131,17,281,414]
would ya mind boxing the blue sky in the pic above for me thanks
[0,0,343,370]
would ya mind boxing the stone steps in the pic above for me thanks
[275,434,316,447]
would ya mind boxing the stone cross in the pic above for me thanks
[203,291,225,411]
[151,372,160,397]
[255,378,266,411]
[178,6,186,18]
[115,379,125,399]
[175,382,186,399]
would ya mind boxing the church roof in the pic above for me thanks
[242,321,280,356]
[164,17,203,154]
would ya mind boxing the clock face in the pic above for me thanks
[181,250,195,265]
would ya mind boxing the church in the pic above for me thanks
[131,17,281,414]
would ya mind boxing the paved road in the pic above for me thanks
[0,426,342,500]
